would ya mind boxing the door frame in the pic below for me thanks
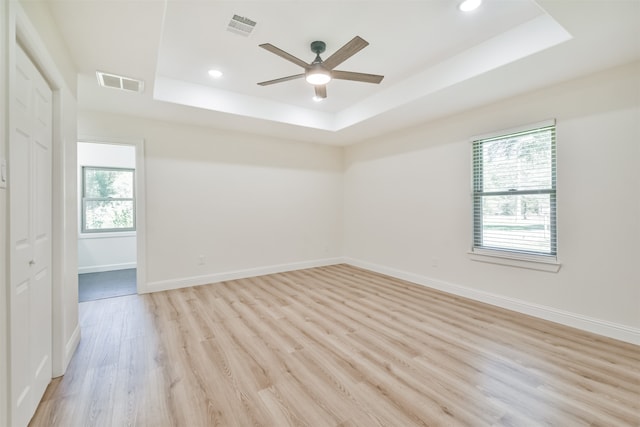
[77,136,147,294]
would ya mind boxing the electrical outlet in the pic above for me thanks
[431,258,439,268]
[198,255,205,265]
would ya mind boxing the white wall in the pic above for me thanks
[19,1,76,98]
[77,142,137,273]
[77,63,640,344]
[78,111,344,292]
[344,61,640,342]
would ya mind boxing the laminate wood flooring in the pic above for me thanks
[30,264,640,426]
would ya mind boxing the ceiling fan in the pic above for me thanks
[257,36,384,100]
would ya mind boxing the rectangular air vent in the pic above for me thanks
[96,71,144,93]
[227,14,257,37]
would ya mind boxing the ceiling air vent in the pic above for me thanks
[227,14,257,37]
[96,71,144,93]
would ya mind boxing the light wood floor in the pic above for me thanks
[31,264,639,426]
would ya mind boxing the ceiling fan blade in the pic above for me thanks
[332,70,384,84]
[315,85,327,99]
[257,74,305,86]
[259,43,310,69]
[322,36,369,70]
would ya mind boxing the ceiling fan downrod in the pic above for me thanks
[310,41,326,64]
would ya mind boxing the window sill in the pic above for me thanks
[79,231,136,240]
[468,249,561,273]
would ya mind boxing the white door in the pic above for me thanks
[9,44,53,427]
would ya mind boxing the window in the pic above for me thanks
[472,121,556,259]
[82,167,135,233]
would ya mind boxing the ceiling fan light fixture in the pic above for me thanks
[312,95,324,102]
[305,65,331,85]
[257,36,383,99]
[306,73,331,85]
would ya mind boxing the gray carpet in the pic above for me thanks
[78,268,137,302]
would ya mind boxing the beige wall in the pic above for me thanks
[344,61,640,339]
[78,111,344,291]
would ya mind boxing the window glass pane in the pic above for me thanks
[481,129,554,192]
[84,200,134,230]
[84,169,133,198]
[472,123,556,257]
[478,194,554,254]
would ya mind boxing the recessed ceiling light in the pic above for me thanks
[459,0,482,12]
[208,69,223,78]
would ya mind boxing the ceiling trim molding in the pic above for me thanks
[153,14,571,133]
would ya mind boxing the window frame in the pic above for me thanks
[81,166,136,234]
[469,120,560,272]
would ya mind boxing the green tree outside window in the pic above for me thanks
[82,167,135,232]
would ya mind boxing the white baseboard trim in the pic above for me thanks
[78,262,137,274]
[64,324,81,370]
[142,257,344,294]
[53,324,80,378]
[344,257,640,346]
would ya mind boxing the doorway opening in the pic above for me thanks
[78,269,136,301]
[77,141,138,302]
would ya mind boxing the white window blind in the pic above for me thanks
[472,122,556,257]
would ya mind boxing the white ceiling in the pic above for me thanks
[45,0,640,145]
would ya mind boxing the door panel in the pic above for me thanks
[9,44,53,427]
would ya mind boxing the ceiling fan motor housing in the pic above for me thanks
[310,41,326,55]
